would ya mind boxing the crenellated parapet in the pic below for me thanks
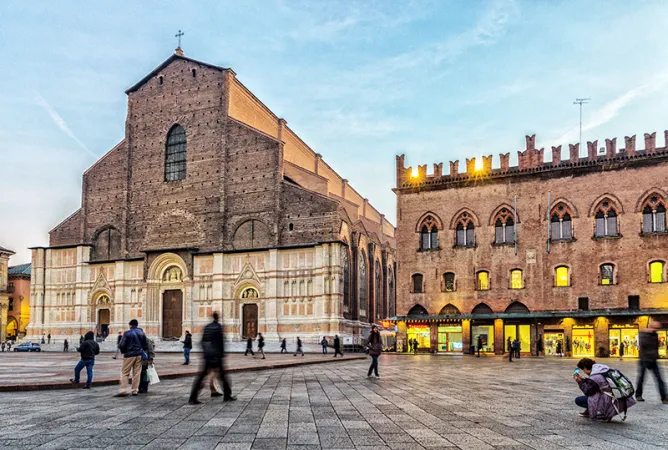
[396,129,668,189]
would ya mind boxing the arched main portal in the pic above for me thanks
[240,287,259,339]
[162,266,184,339]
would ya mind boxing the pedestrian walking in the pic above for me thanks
[63,339,69,352]
[507,337,512,354]
[414,338,419,354]
[138,336,155,394]
[333,335,343,357]
[636,321,668,403]
[280,338,287,354]
[619,341,625,361]
[113,332,122,359]
[47,333,51,344]
[366,325,382,379]
[41,335,45,344]
[294,337,304,356]
[182,330,192,365]
[6,341,11,352]
[114,319,148,397]
[257,333,266,359]
[70,331,99,389]
[1,342,5,352]
[245,336,255,357]
[189,312,235,404]
[513,338,520,359]
[321,337,328,354]
[556,341,563,357]
[477,335,483,357]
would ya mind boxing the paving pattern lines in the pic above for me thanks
[0,356,667,449]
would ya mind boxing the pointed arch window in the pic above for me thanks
[375,261,382,319]
[359,252,367,311]
[342,249,350,310]
[494,208,515,244]
[388,271,395,317]
[418,215,440,250]
[642,195,667,233]
[550,203,573,240]
[165,125,187,181]
[455,213,475,247]
[594,200,618,237]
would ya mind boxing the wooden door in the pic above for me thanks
[162,290,183,339]
[98,309,110,337]
[242,304,258,339]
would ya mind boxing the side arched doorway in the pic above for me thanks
[240,287,259,339]
[162,266,184,339]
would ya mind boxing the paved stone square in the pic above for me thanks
[1,355,668,449]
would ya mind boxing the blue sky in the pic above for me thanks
[2,0,668,264]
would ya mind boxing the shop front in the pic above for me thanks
[406,323,430,352]
[504,322,531,354]
[471,322,495,353]
[437,324,463,353]
[544,331,564,356]
[609,325,639,358]
[572,326,595,357]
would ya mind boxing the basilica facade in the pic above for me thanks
[27,49,396,345]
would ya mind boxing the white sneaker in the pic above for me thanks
[375,375,380,379]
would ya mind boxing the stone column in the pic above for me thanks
[462,319,471,354]
[397,320,407,352]
[594,317,610,358]
[0,302,8,342]
[265,249,280,341]
[494,319,504,355]
[430,322,438,353]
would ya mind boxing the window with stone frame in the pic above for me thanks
[442,272,456,292]
[411,273,424,293]
[455,212,475,247]
[359,252,367,311]
[493,208,516,244]
[593,199,619,237]
[418,215,440,250]
[510,269,523,289]
[550,203,573,240]
[165,124,187,181]
[555,265,570,287]
[642,195,667,233]
[600,263,615,285]
[649,260,665,283]
[476,271,489,291]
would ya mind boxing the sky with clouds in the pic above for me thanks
[2,0,668,264]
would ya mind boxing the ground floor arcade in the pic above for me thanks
[390,310,668,358]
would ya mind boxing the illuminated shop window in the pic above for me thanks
[510,269,523,289]
[477,271,489,291]
[555,266,569,287]
[650,261,664,283]
[600,264,614,285]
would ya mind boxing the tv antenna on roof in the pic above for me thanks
[573,98,591,154]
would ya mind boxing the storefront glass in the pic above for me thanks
[609,327,639,358]
[544,332,564,356]
[504,324,531,353]
[659,330,667,358]
[407,324,430,350]
[437,325,463,352]
[572,327,595,357]
[472,325,495,353]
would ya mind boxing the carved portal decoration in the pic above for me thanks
[97,295,111,305]
[241,287,259,299]
[163,266,183,282]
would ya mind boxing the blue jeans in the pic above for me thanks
[184,348,191,363]
[575,395,588,409]
[74,359,95,387]
[367,355,379,376]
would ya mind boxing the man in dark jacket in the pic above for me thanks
[182,330,192,365]
[636,321,668,403]
[477,335,483,357]
[70,331,100,389]
[189,312,235,404]
[333,335,343,357]
[114,319,148,397]
[244,336,255,357]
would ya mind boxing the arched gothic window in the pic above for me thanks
[165,125,187,181]
[388,270,395,317]
[455,213,475,247]
[642,195,667,233]
[418,215,439,250]
[494,208,515,244]
[594,200,619,237]
[375,261,382,319]
[359,252,367,311]
[342,249,350,310]
[550,203,573,240]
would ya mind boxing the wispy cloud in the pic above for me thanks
[34,92,96,158]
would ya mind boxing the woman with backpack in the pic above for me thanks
[366,325,382,379]
[573,358,636,421]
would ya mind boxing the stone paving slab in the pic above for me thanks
[0,352,363,391]
[1,356,668,449]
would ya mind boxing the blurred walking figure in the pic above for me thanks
[636,321,668,404]
[138,337,156,393]
[182,330,192,365]
[189,312,235,404]
[280,338,288,354]
[321,337,328,354]
[333,335,343,357]
[63,339,69,352]
[366,325,382,379]
[113,332,122,359]
[114,319,148,397]
[257,333,265,359]
[47,333,51,344]
[70,331,99,389]
[244,336,255,357]
[294,337,304,356]
[513,338,521,359]
[619,341,625,361]
[476,335,483,357]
